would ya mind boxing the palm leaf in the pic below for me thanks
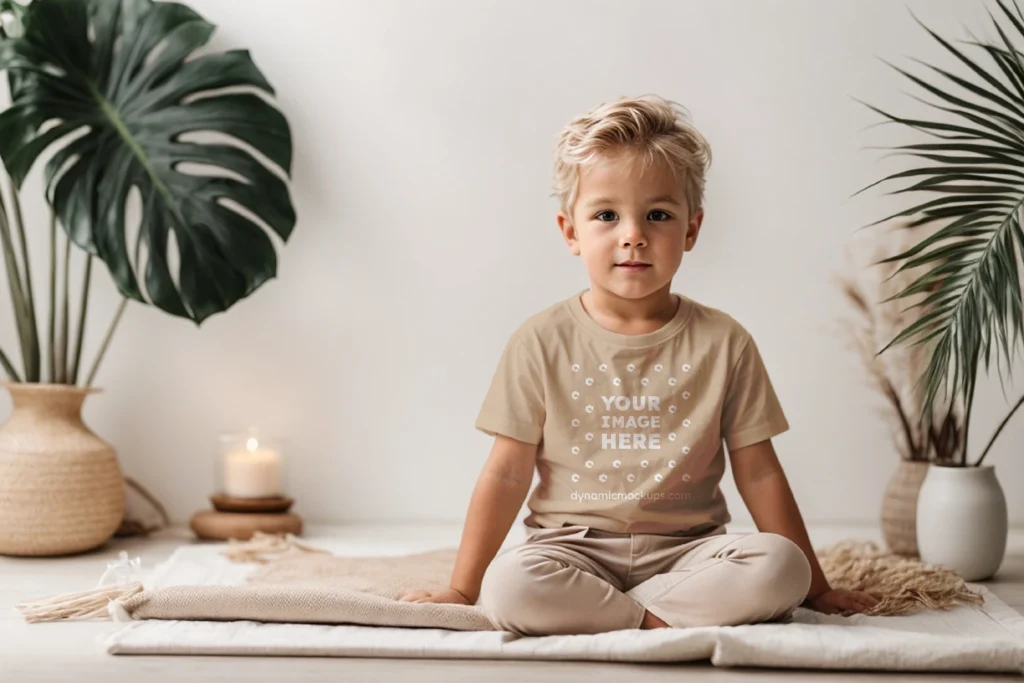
[862,1,1024,440]
[0,0,296,324]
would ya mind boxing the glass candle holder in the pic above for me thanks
[217,430,288,499]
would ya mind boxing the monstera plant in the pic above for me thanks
[0,0,296,386]
[0,0,296,557]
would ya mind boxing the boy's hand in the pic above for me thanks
[397,435,536,610]
[804,588,880,615]
[397,587,473,605]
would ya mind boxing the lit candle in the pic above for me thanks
[223,436,281,498]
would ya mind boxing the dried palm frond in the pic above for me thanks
[836,222,964,462]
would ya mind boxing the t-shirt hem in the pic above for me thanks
[524,513,730,537]
[475,417,542,445]
[723,416,790,452]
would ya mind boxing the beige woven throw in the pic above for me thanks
[17,533,982,628]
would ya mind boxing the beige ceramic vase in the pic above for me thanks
[0,382,125,556]
[880,459,930,557]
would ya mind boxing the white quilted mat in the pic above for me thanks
[105,540,1024,674]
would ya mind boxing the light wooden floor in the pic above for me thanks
[2,523,1023,682]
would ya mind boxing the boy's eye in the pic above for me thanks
[593,210,673,222]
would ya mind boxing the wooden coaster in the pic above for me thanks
[190,510,303,541]
[210,493,294,514]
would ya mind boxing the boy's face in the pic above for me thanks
[557,148,703,304]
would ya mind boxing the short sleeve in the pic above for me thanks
[721,334,789,452]
[474,334,546,444]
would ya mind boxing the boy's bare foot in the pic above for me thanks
[640,609,670,629]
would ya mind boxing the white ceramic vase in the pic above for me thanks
[916,463,1008,581]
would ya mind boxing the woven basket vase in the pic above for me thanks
[0,382,124,556]
[880,459,930,557]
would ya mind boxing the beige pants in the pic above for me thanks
[478,524,812,636]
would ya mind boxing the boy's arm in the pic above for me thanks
[727,438,830,601]
[448,434,538,603]
[728,439,880,614]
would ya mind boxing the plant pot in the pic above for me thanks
[916,463,1008,581]
[880,459,930,557]
[0,382,125,556]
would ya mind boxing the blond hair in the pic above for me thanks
[552,94,712,219]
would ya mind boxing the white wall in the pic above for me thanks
[1,0,1021,526]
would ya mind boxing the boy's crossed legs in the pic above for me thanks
[478,524,812,636]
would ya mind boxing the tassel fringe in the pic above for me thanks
[818,540,984,616]
[15,582,144,623]
[221,531,330,564]
[13,533,326,623]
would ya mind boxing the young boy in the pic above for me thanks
[399,95,879,635]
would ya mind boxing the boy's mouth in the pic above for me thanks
[616,260,651,270]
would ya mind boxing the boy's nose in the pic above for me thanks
[619,228,647,248]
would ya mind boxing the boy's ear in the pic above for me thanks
[684,210,704,252]
[557,210,581,256]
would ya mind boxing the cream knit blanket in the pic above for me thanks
[91,534,981,629]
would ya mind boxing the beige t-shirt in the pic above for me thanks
[475,289,789,536]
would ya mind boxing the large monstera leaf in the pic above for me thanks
[0,0,296,324]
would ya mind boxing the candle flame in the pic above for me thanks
[246,437,259,451]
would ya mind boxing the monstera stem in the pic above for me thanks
[54,233,71,383]
[6,177,38,381]
[0,345,20,382]
[85,298,127,389]
[69,255,92,385]
[0,181,34,381]
[47,213,56,382]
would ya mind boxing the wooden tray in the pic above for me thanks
[190,510,303,541]
[210,493,294,513]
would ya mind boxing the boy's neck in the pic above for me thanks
[580,284,680,335]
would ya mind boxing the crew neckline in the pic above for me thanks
[566,289,693,347]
